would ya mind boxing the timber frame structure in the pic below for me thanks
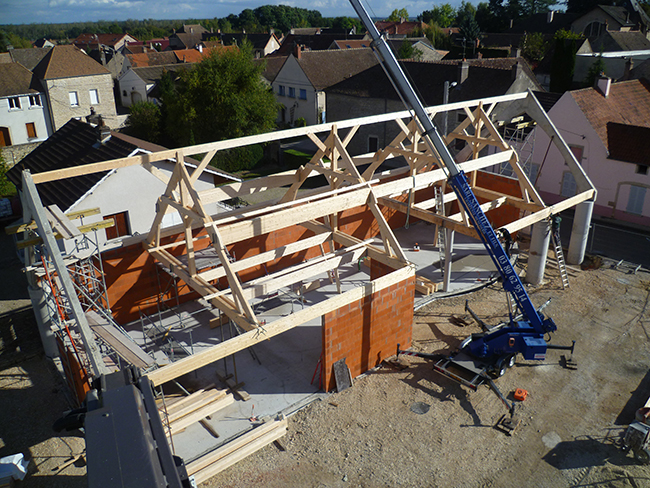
[19,90,595,390]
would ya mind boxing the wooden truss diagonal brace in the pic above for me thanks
[366,191,408,263]
[205,222,259,325]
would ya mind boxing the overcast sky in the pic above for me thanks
[1,0,438,26]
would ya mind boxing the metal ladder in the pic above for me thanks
[550,219,570,289]
[435,186,446,269]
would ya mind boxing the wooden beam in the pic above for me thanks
[147,264,414,386]
[15,219,116,248]
[6,207,101,234]
[199,231,332,282]
[472,187,543,212]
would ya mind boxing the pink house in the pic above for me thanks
[533,78,650,227]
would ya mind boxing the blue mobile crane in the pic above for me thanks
[349,0,575,425]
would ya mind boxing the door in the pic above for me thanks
[0,127,11,147]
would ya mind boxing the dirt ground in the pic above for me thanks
[3,243,650,487]
[204,259,650,488]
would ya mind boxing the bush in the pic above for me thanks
[0,154,16,197]
[211,144,265,173]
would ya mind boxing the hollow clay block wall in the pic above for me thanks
[321,259,414,392]
[476,171,523,229]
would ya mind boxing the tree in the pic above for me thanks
[550,29,583,92]
[519,32,548,65]
[388,8,409,22]
[397,40,415,59]
[163,41,277,147]
[125,101,162,144]
[421,4,456,28]
[0,153,15,198]
[422,24,453,50]
[584,54,606,87]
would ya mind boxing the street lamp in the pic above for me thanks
[443,80,457,137]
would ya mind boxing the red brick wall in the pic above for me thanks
[321,259,414,392]
[476,172,523,229]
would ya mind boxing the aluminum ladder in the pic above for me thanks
[550,220,570,289]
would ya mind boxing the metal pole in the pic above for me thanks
[443,80,450,137]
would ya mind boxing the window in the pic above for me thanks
[368,135,379,153]
[627,185,646,215]
[8,97,21,110]
[104,211,130,240]
[28,95,41,107]
[569,145,583,164]
[299,89,307,100]
[583,21,604,38]
[288,87,295,98]
[69,91,79,107]
[89,89,99,105]
[278,85,285,96]
[561,172,577,197]
[636,165,648,175]
[25,122,36,139]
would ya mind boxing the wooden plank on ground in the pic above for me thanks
[187,418,288,483]
[168,394,234,435]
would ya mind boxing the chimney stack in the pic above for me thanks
[511,60,523,81]
[624,58,634,80]
[595,74,611,97]
[547,10,554,23]
[458,60,469,84]
[294,43,301,59]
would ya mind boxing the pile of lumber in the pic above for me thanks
[415,275,438,295]
[186,418,288,484]
[158,386,234,436]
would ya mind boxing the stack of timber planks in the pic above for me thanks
[186,418,288,484]
[158,386,234,436]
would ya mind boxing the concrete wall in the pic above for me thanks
[0,93,52,146]
[533,93,650,227]
[44,73,117,131]
[321,259,414,391]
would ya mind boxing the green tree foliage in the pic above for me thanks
[0,153,16,197]
[388,8,409,22]
[422,24,453,50]
[565,0,609,14]
[584,54,606,87]
[519,31,548,65]
[421,4,456,28]
[550,29,583,92]
[456,1,478,26]
[163,41,277,147]
[124,101,162,143]
[397,40,415,59]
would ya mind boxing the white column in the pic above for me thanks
[443,229,455,292]
[567,200,594,265]
[526,220,551,285]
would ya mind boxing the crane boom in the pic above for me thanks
[349,0,556,340]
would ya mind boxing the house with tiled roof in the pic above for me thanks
[218,33,281,58]
[575,30,650,82]
[532,78,650,227]
[7,118,239,255]
[0,63,52,147]
[325,57,540,155]
[73,33,138,53]
[32,45,117,131]
[272,34,366,57]
[4,48,52,71]
[271,48,378,126]
[118,63,184,107]
[374,20,428,38]
[572,5,648,39]
[125,51,177,69]
[169,24,210,50]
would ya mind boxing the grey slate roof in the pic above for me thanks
[132,64,185,84]
[7,118,136,210]
[296,48,379,90]
[326,58,536,105]
[532,91,563,113]
[9,48,52,71]
[0,63,40,97]
[591,30,650,52]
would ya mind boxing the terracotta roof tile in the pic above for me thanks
[126,51,177,68]
[570,79,650,148]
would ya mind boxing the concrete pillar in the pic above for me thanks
[28,286,58,358]
[526,220,551,285]
[567,200,594,265]
[443,229,455,292]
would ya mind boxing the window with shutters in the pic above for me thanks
[561,172,576,197]
[627,185,646,215]
[26,122,37,139]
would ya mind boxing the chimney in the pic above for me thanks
[509,19,514,29]
[477,52,483,59]
[511,60,523,81]
[96,116,110,143]
[400,16,405,24]
[190,27,194,34]
[624,58,634,80]
[457,60,469,84]
[294,43,301,59]
[547,10,554,23]
[198,44,203,53]
[595,74,611,97]
[513,47,521,58]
